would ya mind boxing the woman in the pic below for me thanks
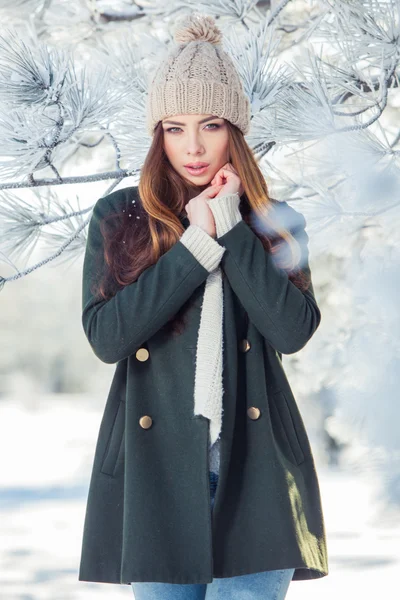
[78,12,328,600]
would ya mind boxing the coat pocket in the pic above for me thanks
[100,399,125,477]
[269,390,305,466]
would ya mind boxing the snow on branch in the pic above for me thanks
[0,29,132,182]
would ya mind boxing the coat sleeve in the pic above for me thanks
[82,192,225,364]
[208,193,321,355]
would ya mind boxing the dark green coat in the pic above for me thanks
[78,185,328,585]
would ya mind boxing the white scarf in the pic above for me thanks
[191,192,242,448]
[193,267,224,446]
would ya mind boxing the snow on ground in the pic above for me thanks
[0,394,399,599]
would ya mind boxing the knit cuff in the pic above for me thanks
[179,225,225,272]
[207,193,242,238]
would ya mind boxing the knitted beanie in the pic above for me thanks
[146,12,251,137]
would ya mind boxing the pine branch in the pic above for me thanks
[0,177,124,290]
[0,168,137,191]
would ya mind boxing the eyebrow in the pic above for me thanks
[162,116,221,126]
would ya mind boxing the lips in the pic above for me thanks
[184,163,209,175]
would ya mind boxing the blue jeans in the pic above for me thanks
[131,472,295,599]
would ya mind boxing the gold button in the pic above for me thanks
[136,348,149,361]
[139,415,153,429]
[239,339,251,352]
[247,407,261,420]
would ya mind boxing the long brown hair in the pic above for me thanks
[92,119,310,337]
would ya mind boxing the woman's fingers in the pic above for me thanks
[205,184,224,197]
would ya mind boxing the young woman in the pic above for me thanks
[78,13,328,600]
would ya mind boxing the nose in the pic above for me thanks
[185,131,206,154]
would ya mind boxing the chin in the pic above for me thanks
[183,174,212,187]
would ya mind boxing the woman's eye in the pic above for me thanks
[166,124,220,133]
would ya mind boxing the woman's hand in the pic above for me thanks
[185,184,225,238]
[210,162,244,198]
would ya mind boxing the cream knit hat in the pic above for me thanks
[146,12,251,137]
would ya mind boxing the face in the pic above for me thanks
[161,114,230,188]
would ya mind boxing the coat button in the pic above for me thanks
[239,339,251,352]
[247,407,261,420]
[136,348,149,361]
[139,415,153,429]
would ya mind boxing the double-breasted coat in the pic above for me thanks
[78,185,328,585]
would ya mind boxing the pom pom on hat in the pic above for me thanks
[174,13,222,46]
